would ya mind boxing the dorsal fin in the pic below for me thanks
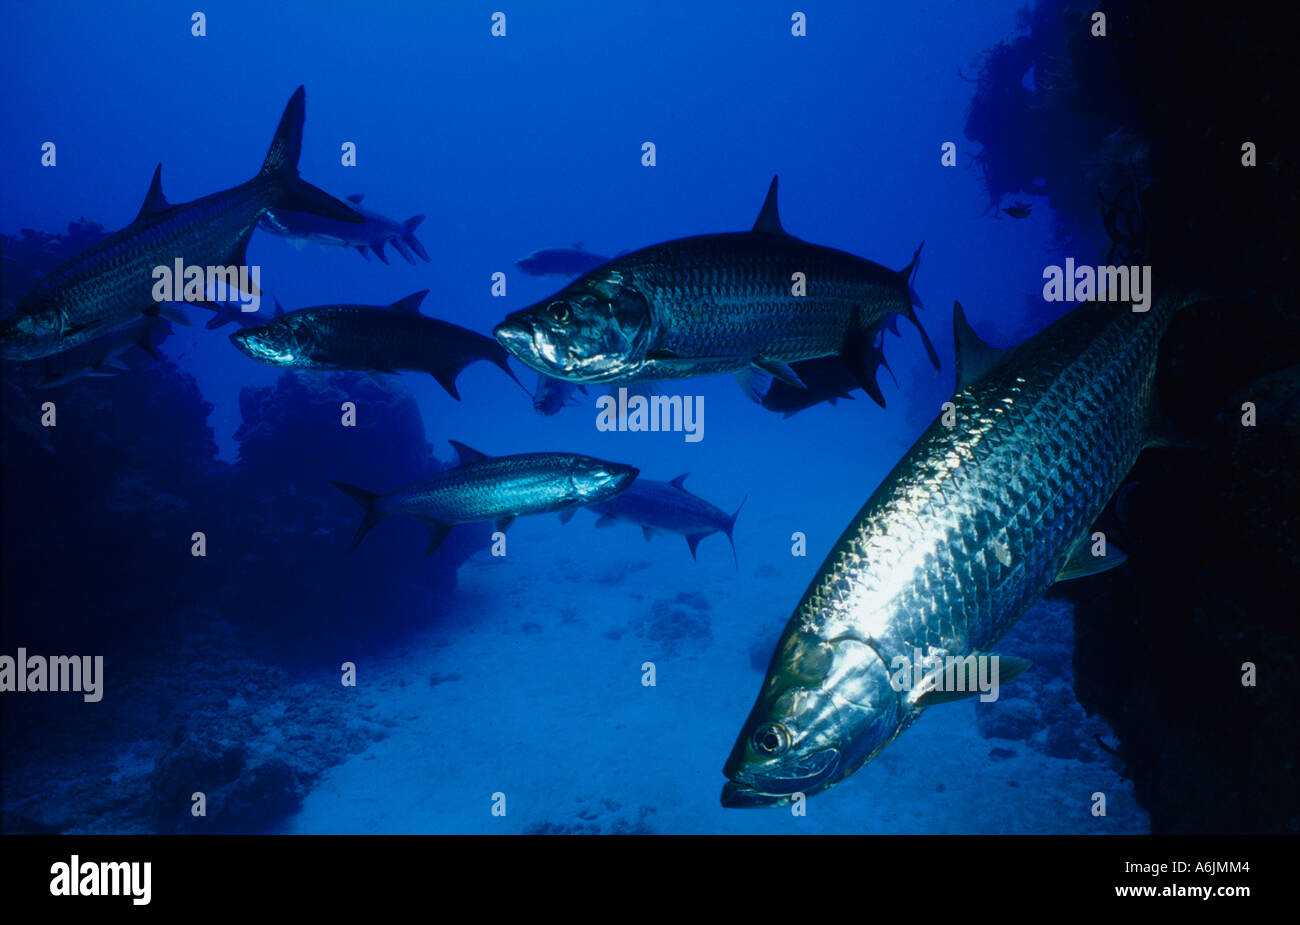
[136,164,170,220]
[392,290,428,313]
[751,175,785,234]
[668,472,691,491]
[448,440,489,465]
[346,194,365,204]
[953,301,1004,391]
[272,297,285,318]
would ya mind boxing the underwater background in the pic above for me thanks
[2,1,1295,835]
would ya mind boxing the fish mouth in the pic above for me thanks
[608,464,639,491]
[229,330,293,365]
[493,319,533,359]
[228,330,255,355]
[720,748,840,809]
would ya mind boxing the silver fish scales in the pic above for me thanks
[722,293,1206,808]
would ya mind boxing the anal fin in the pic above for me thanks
[841,327,887,408]
[751,359,806,390]
[424,521,453,556]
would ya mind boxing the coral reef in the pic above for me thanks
[974,598,1116,765]
[636,593,712,657]
[2,225,483,830]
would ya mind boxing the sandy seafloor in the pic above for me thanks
[271,509,1146,836]
[1,487,1147,836]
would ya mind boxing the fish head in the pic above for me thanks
[532,392,562,415]
[0,296,63,361]
[531,374,567,415]
[494,271,652,383]
[721,631,903,808]
[566,456,639,502]
[229,316,317,367]
[514,253,544,274]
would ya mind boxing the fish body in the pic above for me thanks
[228,291,521,400]
[514,245,611,278]
[261,194,429,264]
[0,87,361,361]
[737,355,862,415]
[494,177,938,404]
[332,442,638,554]
[532,372,585,416]
[579,473,744,563]
[722,294,1211,807]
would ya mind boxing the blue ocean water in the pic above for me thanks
[0,1,1143,834]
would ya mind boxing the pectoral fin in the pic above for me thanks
[495,515,517,533]
[914,654,1033,707]
[1056,534,1128,581]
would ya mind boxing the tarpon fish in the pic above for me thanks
[228,290,523,400]
[532,372,586,416]
[261,194,429,264]
[493,176,939,405]
[565,472,744,564]
[514,244,612,278]
[736,355,863,416]
[332,442,638,554]
[0,87,362,361]
[21,316,173,388]
[722,293,1217,807]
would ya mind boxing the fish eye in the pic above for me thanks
[752,723,789,757]
[547,301,571,324]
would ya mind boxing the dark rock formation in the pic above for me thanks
[966,0,1299,832]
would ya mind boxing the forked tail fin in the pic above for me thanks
[899,242,940,370]
[403,216,430,262]
[261,87,364,224]
[331,480,389,550]
[724,496,746,570]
